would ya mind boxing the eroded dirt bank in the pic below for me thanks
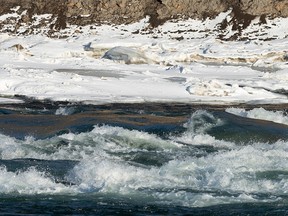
[1,0,288,35]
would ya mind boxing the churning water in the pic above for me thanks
[1,104,288,215]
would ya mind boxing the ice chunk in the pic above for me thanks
[102,46,150,64]
[83,42,94,51]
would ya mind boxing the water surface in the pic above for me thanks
[1,102,288,215]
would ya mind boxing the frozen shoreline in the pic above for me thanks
[0,15,288,106]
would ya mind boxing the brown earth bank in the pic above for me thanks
[0,0,288,34]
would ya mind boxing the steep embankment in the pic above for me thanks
[0,0,288,39]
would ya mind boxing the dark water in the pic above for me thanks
[1,103,288,215]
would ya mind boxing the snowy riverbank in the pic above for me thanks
[0,15,288,105]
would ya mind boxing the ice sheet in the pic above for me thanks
[0,16,288,105]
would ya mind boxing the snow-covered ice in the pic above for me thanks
[226,107,288,125]
[0,15,288,105]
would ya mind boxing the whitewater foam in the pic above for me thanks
[1,114,288,207]
[64,139,288,207]
[172,110,234,148]
[0,125,181,161]
[55,107,76,115]
[0,166,72,195]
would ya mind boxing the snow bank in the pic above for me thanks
[226,108,288,125]
[0,17,288,105]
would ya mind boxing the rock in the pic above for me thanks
[10,44,25,51]
[240,0,288,17]
[0,0,288,38]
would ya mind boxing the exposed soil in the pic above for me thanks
[0,0,287,38]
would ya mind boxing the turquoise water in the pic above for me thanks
[1,104,288,215]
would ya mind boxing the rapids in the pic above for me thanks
[0,103,288,214]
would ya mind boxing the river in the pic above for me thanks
[0,101,288,215]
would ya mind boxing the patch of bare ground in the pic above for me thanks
[0,0,288,39]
